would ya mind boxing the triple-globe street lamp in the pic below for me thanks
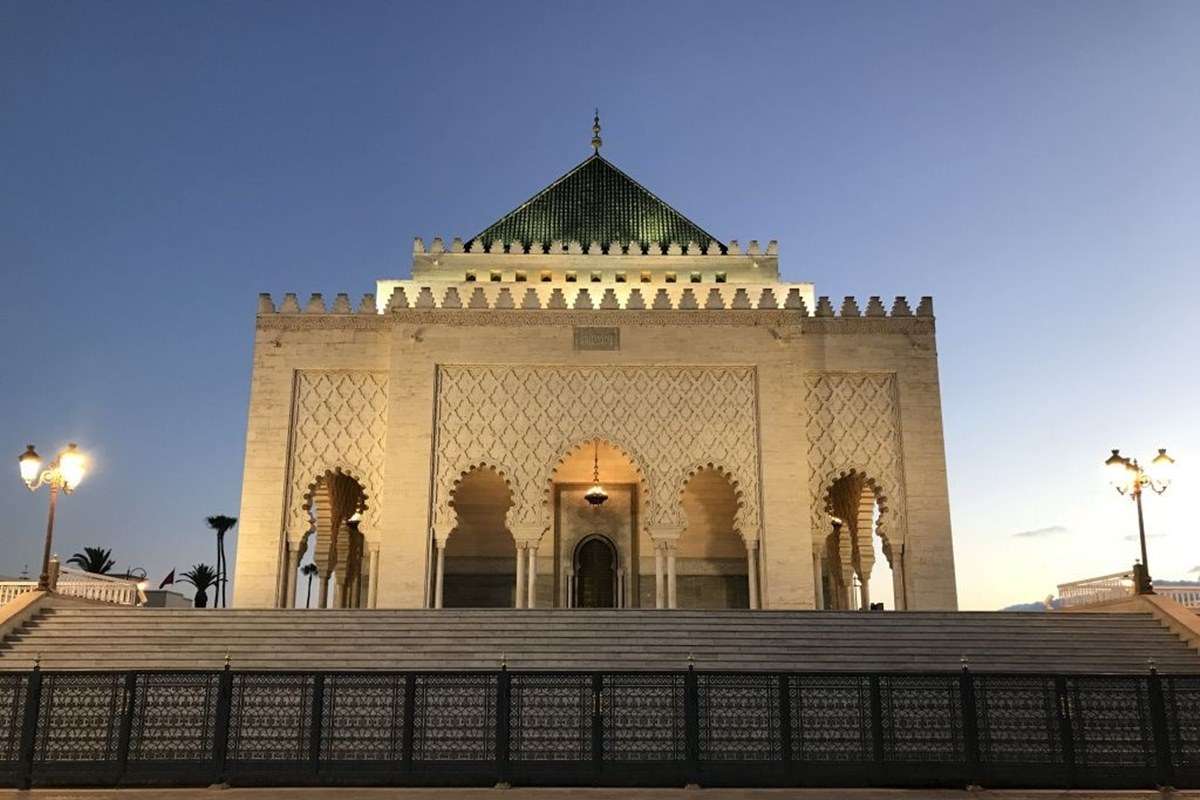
[1104,447,1174,593]
[18,443,87,591]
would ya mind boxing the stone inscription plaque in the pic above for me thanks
[573,327,620,351]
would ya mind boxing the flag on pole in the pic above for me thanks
[159,569,175,589]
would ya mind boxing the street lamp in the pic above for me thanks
[18,443,87,591]
[1104,447,1174,593]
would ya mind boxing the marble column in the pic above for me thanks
[368,545,380,608]
[526,546,538,609]
[654,546,665,609]
[892,548,906,610]
[747,541,760,610]
[284,547,300,609]
[813,551,825,610]
[666,547,678,609]
[515,544,526,609]
[434,542,446,609]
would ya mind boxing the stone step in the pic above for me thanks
[5,607,1196,674]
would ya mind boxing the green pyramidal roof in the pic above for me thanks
[471,154,723,254]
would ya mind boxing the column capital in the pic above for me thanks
[647,525,684,548]
[431,523,455,546]
[509,522,547,547]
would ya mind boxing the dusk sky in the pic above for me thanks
[2,0,1196,610]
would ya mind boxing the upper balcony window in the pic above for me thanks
[465,272,477,282]
[715,272,727,283]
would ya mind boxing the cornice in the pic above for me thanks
[256,310,935,335]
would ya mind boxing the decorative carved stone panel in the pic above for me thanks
[287,371,389,541]
[804,372,907,553]
[434,366,761,537]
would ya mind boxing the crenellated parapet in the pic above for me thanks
[408,236,782,284]
[413,236,778,257]
[255,285,935,334]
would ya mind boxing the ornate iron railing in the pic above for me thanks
[0,666,1196,789]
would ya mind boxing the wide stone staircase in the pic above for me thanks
[2,606,1198,672]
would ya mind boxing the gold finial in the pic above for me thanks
[591,109,602,154]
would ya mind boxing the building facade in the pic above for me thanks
[232,130,958,612]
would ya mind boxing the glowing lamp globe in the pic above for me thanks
[58,443,86,490]
[1104,449,1132,491]
[1148,448,1175,488]
[18,445,41,485]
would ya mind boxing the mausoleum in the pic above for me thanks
[232,118,957,612]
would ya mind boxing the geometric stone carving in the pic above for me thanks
[287,371,389,543]
[804,372,907,552]
[433,366,761,538]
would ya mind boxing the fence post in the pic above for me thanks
[684,662,700,786]
[591,672,604,776]
[959,662,980,785]
[869,675,885,783]
[308,673,325,778]
[115,671,138,785]
[495,663,511,787]
[17,663,42,790]
[212,659,234,784]
[1054,676,1076,787]
[1146,661,1175,788]
[401,673,416,772]
[778,673,793,777]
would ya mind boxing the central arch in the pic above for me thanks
[549,438,646,608]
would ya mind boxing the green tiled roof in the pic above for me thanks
[470,154,722,254]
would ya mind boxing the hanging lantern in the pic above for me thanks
[584,440,608,506]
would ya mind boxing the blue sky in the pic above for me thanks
[2,0,1196,608]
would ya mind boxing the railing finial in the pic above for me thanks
[224,650,231,670]
[960,655,969,672]
[1147,656,1157,674]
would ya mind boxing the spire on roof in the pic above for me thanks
[591,109,602,154]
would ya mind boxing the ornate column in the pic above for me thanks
[666,546,678,609]
[515,543,526,609]
[526,546,538,608]
[653,546,665,609]
[368,543,380,608]
[891,545,906,610]
[746,540,760,610]
[284,546,300,609]
[647,527,683,611]
[812,549,825,610]
[434,541,446,609]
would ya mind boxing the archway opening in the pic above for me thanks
[678,468,748,609]
[551,439,642,608]
[822,473,895,610]
[574,535,617,608]
[444,467,515,607]
[304,470,367,609]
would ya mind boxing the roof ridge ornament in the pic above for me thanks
[591,109,602,154]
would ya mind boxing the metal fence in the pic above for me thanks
[1,666,1197,789]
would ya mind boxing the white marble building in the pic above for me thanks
[232,122,958,612]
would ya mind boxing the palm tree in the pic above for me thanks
[205,515,237,608]
[301,563,319,608]
[179,564,218,608]
[66,546,115,575]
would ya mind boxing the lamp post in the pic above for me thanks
[18,443,87,591]
[1104,447,1174,594]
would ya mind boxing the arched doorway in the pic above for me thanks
[574,535,617,608]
